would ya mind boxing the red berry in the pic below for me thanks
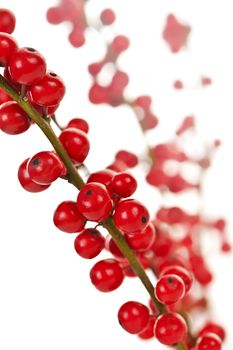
[27,151,64,185]
[87,169,116,192]
[0,33,18,65]
[118,301,150,334]
[112,35,130,53]
[74,228,105,259]
[0,101,30,134]
[18,158,50,193]
[161,265,193,292]
[90,259,124,292]
[100,9,116,25]
[196,333,222,350]
[105,236,124,259]
[28,71,65,106]
[155,274,185,305]
[154,313,187,345]
[77,182,113,222]
[53,201,86,233]
[115,150,138,168]
[9,47,47,85]
[198,323,225,341]
[59,128,90,164]
[138,316,156,339]
[125,223,156,251]
[111,172,137,198]
[0,88,12,105]
[114,199,150,233]
[67,118,89,133]
[0,9,16,34]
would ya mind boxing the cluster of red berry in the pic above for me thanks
[0,6,229,350]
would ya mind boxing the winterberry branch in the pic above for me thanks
[0,73,164,313]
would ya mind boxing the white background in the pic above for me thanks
[0,0,233,349]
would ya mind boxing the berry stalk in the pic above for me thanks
[0,72,164,312]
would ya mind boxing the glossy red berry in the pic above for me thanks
[114,199,150,233]
[90,259,124,292]
[18,158,50,193]
[28,71,65,106]
[198,323,225,341]
[0,9,16,34]
[154,313,187,345]
[115,150,138,168]
[118,301,150,334]
[0,101,30,134]
[105,236,124,259]
[196,333,222,350]
[138,316,156,339]
[74,228,105,259]
[0,33,18,65]
[155,274,185,305]
[59,128,90,164]
[0,88,12,105]
[87,169,116,192]
[67,118,89,133]
[53,201,86,233]
[111,172,137,198]
[160,265,193,292]
[100,9,116,25]
[9,47,46,85]
[27,151,64,185]
[125,223,156,251]
[77,182,113,222]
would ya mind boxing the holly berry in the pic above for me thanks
[59,128,90,164]
[67,118,89,133]
[53,201,86,233]
[154,313,187,345]
[111,172,137,198]
[100,9,116,25]
[115,150,138,168]
[28,71,65,106]
[112,35,130,53]
[198,323,225,341]
[74,228,105,258]
[18,158,50,193]
[160,265,193,292]
[155,274,185,305]
[0,101,30,134]
[118,301,150,334]
[125,222,156,251]
[77,182,113,222]
[90,259,124,292]
[0,9,16,34]
[138,316,155,340]
[105,236,124,259]
[27,151,64,185]
[114,199,150,233]
[87,169,116,192]
[9,47,47,85]
[0,33,18,66]
[196,333,222,350]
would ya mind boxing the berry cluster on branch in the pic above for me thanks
[0,5,230,350]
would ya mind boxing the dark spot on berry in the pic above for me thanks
[32,158,40,166]
[167,277,174,284]
[172,343,178,347]
[141,216,147,224]
[26,47,36,52]
[86,190,92,196]
[49,72,57,77]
